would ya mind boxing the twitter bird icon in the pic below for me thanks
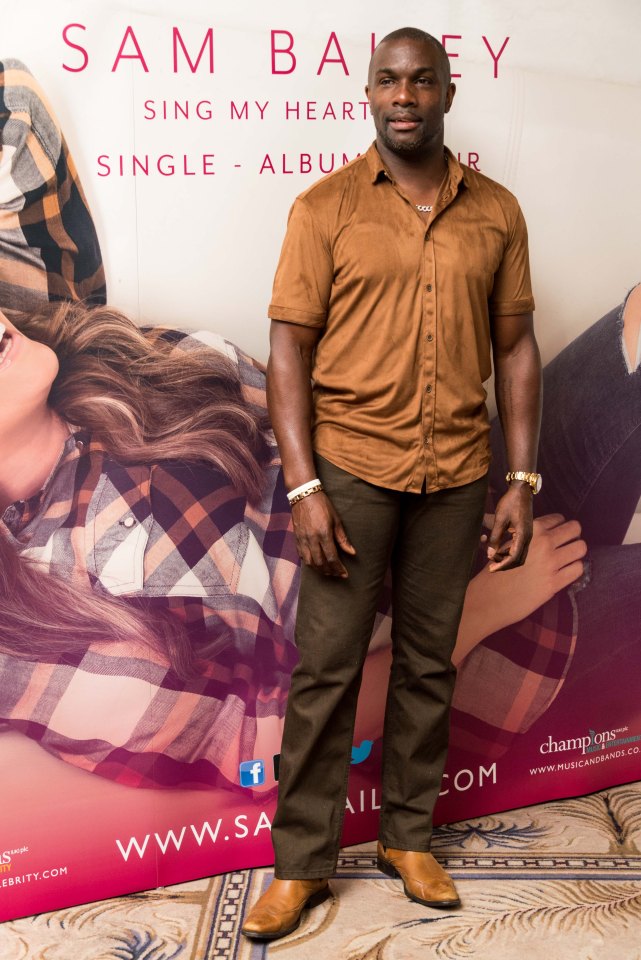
[351,740,373,764]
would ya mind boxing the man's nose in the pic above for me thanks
[393,80,417,105]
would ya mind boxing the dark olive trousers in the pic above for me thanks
[272,456,487,878]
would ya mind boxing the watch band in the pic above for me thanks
[505,471,542,494]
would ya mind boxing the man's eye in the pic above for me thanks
[416,77,434,85]
[380,78,395,85]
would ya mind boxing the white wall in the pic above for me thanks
[3,0,641,363]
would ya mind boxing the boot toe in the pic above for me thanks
[241,878,329,940]
[377,844,461,909]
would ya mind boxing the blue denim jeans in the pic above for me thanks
[489,297,641,546]
[489,295,641,705]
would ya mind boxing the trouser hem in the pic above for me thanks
[274,868,336,880]
[378,836,432,853]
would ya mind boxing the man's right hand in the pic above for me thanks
[292,491,356,577]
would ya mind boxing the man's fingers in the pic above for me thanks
[334,520,356,555]
[486,532,503,558]
[319,534,349,577]
[307,536,329,571]
[488,530,527,571]
[488,525,531,570]
[296,530,349,577]
[296,537,313,567]
[486,518,510,558]
[292,494,353,577]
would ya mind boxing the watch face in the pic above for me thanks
[534,474,542,494]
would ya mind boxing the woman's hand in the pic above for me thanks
[454,513,587,664]
[486,512,587,612]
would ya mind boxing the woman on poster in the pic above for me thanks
[1,57,640,791]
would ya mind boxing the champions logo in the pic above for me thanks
[540,726,641,756]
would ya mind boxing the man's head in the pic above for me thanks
[366,28,456,157]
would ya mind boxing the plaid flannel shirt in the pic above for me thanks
[0,332,300,789]
[0,58,106,313]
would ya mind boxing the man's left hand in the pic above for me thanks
[486,483,534,571]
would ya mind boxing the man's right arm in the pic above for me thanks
[267,319,355,577]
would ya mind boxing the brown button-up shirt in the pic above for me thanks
[268,144,535,492]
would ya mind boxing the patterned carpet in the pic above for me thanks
[2,782,640,959]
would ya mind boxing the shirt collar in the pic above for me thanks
[1,427,90,530]
[366,141,468,194]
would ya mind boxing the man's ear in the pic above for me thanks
[444,82,457,114]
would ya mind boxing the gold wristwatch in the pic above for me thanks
[505,471,542,494]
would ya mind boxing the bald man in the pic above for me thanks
[242,27,542,940]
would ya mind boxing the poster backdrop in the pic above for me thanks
[2,0,641,923]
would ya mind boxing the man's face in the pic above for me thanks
[365,38,456,156]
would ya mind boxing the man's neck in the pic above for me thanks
[0,408,70,515]
[376,137,448,189]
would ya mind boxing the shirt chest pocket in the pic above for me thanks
[84,461,251,599]
[84,465,153,596]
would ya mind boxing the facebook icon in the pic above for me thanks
[239,759,266,787]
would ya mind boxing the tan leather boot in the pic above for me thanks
[241,877,331,940]
[377,842,460,908]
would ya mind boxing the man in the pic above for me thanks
[242,26,542,940]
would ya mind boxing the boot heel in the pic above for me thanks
[307,885,332,909]
[377,856,399,879]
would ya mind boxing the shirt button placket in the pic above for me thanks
[422,227,435,484]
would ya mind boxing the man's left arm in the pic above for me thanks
[487,311,542,571]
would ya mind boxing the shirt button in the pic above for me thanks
[121,516,136,528]
[423,436,430,446]
[426,333,433,342]
[425,384,432,393]
[426,283,432,292]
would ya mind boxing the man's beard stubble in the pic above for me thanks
[376,123,432,156]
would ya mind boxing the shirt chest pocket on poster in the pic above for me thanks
[84,465,154,596]
[85,462,251,598]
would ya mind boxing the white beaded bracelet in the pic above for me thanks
[287,478,323,505]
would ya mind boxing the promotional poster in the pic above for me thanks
[1,0,640,923]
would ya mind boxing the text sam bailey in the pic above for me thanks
[61,26,511,79]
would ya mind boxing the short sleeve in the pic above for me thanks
[268,197,333,327]
[489,204,535,316]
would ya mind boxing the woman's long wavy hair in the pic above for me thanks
[0,302,272,678]
[18,301,270,498]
